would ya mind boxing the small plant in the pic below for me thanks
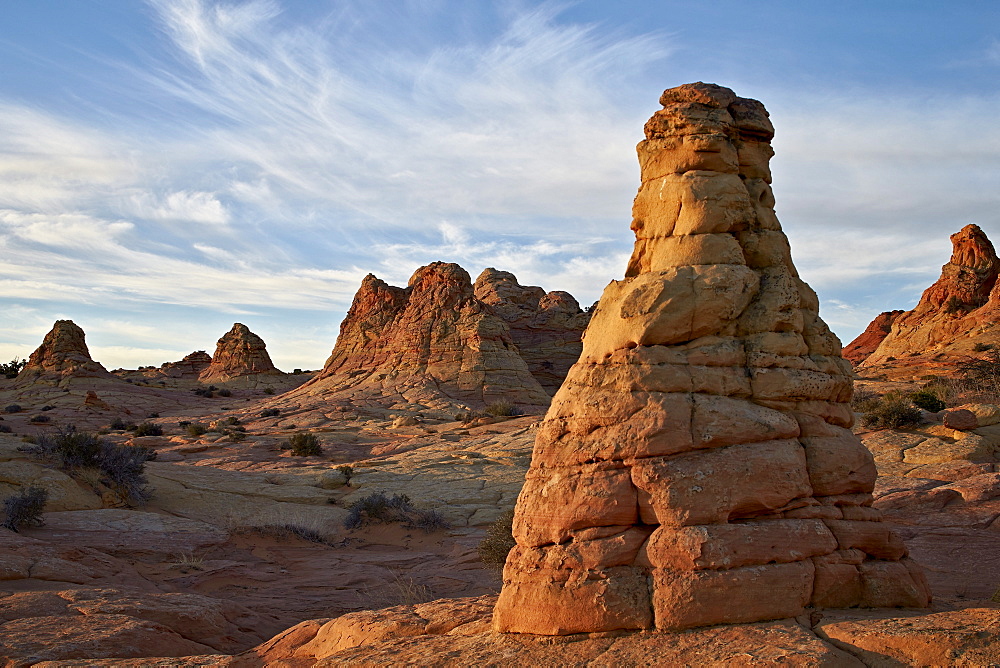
[147,412,160,418]
[40,405,55,412]
[343,492,450,533]
[861,394,923,430]
[974,342,994,352]
[29,414,51,423]
[263,387,275,395]
[910,390,946,413]
[168,552,205,573]
[4,405,22,414]
[337,464,354,485]
[0,424,11,434]
[293,368,303,374]
[478,508,516,570]
[217,388,232,397]
[287,432,322,456]
[109,417,128,430]
[2,486,48,532]
[0,357,27,378]
[133,422,164,437]
[260,408,280,418]
[185,423,208,437]
[959,350,1000,385]
[944,296,965,314]
[193,387,214,398]
[227,430,247,442]
[235,523,330,545]
[410,508,451,532]
[226,416,241,425]
[484,400,522,417]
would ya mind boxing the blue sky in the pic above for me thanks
[2,0,999,370]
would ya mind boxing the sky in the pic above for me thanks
[1,0,999,371]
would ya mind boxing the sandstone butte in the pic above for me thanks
[493,82,931,635]
[198,323,284,385]
[284,262,562,411]
[159,350,212,378]
[12,319,114,385]
[850,223,1000,366]
[474,268,591,395]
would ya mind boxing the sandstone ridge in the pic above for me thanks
[851,224,1000,366]
[286,262,557,412]
[493,82,930,635]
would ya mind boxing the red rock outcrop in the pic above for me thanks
[842,310,903,365]
[160,351,212,378]
[473,268,590,394]
[859,224,1000,365]
[493,82,930,635]
[198,324,283,384]
[14,320,113,384]
[289,263,550,411]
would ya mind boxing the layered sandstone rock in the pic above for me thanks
[857,225,1000,365]
[843,310,903,365]
[160,351,212,379]
[289,262,550,410]
[474,268,590,394]
[493,82,930,635]
[14,320,113,384]
[198,324,283,384]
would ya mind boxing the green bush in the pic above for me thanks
[185,423,208,437]
[478,508,516,569]
[287,431,322,456]
[910,391,946,413]
[0,357,27,379]
[133,422,163,437]
[2,486,48,532]
[861,395,923,430]
[484,400,522,417]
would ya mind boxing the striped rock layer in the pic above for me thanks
[493,83,930,635]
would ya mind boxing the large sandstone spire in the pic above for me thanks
[198,323,283,384]
[493,83,929,635]
[14,319,113,384]
[858,224,1000,365]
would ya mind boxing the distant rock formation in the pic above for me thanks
[14,320,113,384]
[842,310,904,364]
[198,324,283,384]
[473,269,590,394]
[856,224,1000,365]
[159,351,212,379]
[290,262,551,411]
[493,83,929,635]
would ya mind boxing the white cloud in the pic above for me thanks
[128,190,229,224]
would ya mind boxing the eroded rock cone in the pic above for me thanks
[856,224,1000,365]
[15,320,112,383]
[493,82,930,635]
[159,351,212,378]
[474,268,591,394]
[292,262,550,409]
[198,324,282,384]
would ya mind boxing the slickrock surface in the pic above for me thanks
[857,224,1000,366]
[493,82,930,635]
[13,320,113,385]
[287,262,550,413]
[473,268,590,394]
[842,310,903,365]
[199,324,284,385]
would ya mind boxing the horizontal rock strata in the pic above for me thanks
[493,82,930,635]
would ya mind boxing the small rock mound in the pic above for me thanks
[474,268,590,395]
[160,351,212,378]
[14,320,112,384]
[198,324,283,385]
[855,224,1000,365]
[287,262,551,412]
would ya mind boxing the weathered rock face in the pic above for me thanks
[474,268,590,394]
[493,82,930,635]
[842,310,903,365]
[198,324,282,384]
[15,320,112,383]
[858,224,1000,365]
[291,263,550,410]
[160,351,212,378]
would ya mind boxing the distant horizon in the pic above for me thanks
[2,1,998,369]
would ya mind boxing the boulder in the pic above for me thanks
[493,82,929,635]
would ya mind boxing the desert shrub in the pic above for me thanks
[260,408,280,418]
[861,394,923,430]
[234,523,330,545]
[293,368,303,374]
[410,508,451,532]
[226,416,241,425]
[343,492,449,533]
[2,486,48,532]
[484,400,522,417]
[133,422,163,437]
[0,424,11,434]
[944,296,965,314]
[185,423,208,437]
[4,404,22,414]
[337,464,354,484]
[147,412,160,418]
[286,432,322,456]
[0,357,27,378]
[226,430,247,442]
[109,417,128,430]
[21,428,153,505]
[40,405,54,412]
[478,508,516,569]
[193,387,214,398]
[850,387,881,413]
[974,342,994,352]
[263,387,275,395]
[910,390,946,413]
[29,414,50,424]
[217,388,232,397]
[959,350,1000,385]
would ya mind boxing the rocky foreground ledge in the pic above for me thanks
[17,594,1000,666]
